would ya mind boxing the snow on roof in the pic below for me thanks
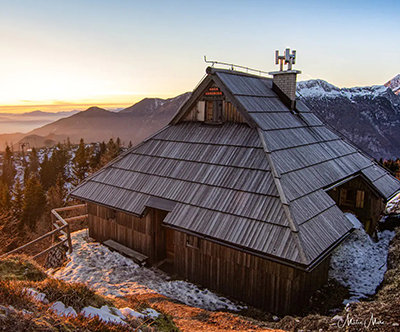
[344,212,363,229]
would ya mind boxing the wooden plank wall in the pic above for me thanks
[183,101,246,123]
[87,203,329,314]
[87,204,165,264]
[327,177,385,234]
[183,106,198,121]
[173,231,329,315]
[223,101,246,123]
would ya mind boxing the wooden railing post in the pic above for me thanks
[51,213,55,244]
[66,223,73,254]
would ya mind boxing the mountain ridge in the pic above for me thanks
[297,79,400,159]
[1,81,399,159]
[0,92,191,150]
[384,74,400,95]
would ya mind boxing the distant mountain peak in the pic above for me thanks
[85,106,107,113]
[384,74,400,95]
[24,110,45,115]
[120,92,191,115]
[297,79,388,100]
[78,106,111,117]
[297,78,400,159]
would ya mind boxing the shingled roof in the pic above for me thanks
[71,67,400,269]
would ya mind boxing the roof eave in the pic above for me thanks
[304,227,353,272]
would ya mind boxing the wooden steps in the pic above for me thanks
[103,239,148,266]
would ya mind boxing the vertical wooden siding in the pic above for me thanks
[327,176,385,234]
[183,101,246,123]
[223,101,246,123]
[173,231,329,315]
[87,203,329,314]
[87,204,166,264]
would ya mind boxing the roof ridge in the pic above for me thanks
[257,128,309,264]
[207,67,272,80]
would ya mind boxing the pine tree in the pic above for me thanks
[72,138,89,184]
[23,166,31,184]
[128,141,133,149]
[89,144,101,171]
[22,176,47,230]
[40,154,55,191]
[66,137,72,151]
[100,141,107,155]
[51,143,68,182]
[29,147,39,176]
[0,182,11,214]
[12,179,24,220]
[107,138,117,159]
[1,144,15,188]
[47,175,66,210]
[0,214,21,251]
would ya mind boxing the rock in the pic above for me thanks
[332,315,344,323]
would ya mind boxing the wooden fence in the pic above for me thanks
[0,204,87,260]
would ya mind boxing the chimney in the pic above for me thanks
[269,48,301,111]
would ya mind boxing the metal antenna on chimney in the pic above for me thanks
[204,56,270,76]
[275,48,297,71]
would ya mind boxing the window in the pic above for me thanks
[356,190,365,208]
[205,101,222,123]
[196,101,205,121]
[339,188,356,206]
[186,235,200,249]
[203,85,224,123]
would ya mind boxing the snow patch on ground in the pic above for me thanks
[329,224,395,303]
[120,307,145,319]
[51,230,243,311]
[24,288,48,303]
[81,305,126,325]
[142,308,160,319]
[50,301,77,317]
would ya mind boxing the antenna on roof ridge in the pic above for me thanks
[204,55,270,76]
[275,48,297,71]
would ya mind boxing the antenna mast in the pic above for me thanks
[204,56,270,76]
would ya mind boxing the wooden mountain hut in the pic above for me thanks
[70,59,400,314]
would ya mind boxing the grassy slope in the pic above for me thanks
[0,255,180,332]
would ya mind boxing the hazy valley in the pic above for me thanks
[1,75,400,160]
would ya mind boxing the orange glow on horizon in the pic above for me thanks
[0,102,133,114]
[0,93,177,114]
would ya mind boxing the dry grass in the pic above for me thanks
[0,280,36,310]
[0,255,181,332]
[33,278,113,312]
[0,309,143,332]
[0,255,47,282]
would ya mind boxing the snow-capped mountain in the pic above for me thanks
[297,80,400,159]
[384,74,400,95]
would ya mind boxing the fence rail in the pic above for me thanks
[0,204,87,260]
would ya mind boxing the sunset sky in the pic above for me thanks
[1,0,399,113]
